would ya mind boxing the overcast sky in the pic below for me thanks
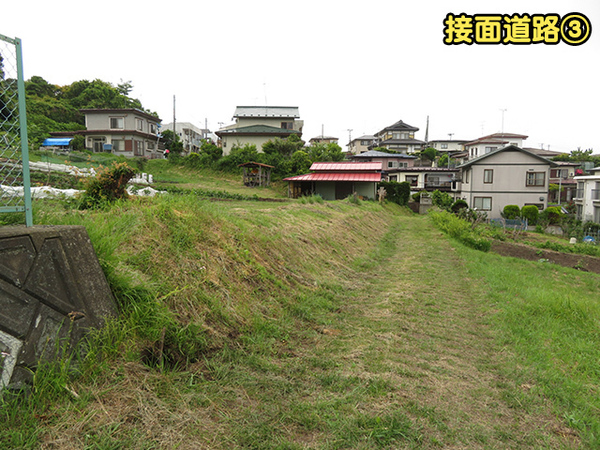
[3,0,599,153]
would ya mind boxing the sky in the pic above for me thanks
[3,0,599,154]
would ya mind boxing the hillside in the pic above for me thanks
[2,164,600,449]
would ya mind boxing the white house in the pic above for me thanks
[216,106,303,155]
[455,145,557,218]
[464,132,528,159]
[574,167,600,223]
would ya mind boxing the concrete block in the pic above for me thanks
[0,225,118,390]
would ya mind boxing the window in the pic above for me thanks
[150,123,158,134]
[405,175,418,187]
[473,197,492,211]
[136,119,144,131]
[441,143,448,149]
[147,141,155,150]
[281,121,293,130]
[388,161,398,168]
[110,117,124,129]
[360,140,370,146]
[484,146,497,154]
[389,175,398,182]
[483,169,493,183]
[464,169,469,184]
[112,140,124,151]
[526,172,545,186]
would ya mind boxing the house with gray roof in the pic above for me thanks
[455,145,557,218]
[216,106,303,155]
[372,120,425,154]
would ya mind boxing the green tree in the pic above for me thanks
[160,129,184,155]
[420,147,438,163]
[262,134,304,158]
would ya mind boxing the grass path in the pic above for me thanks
[294,213,577,448]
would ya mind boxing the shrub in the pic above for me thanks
[378,181,411,206]
[431,190,453,211]
[539,206,564,225]
[79,162,136,209]
[429,210,491,252]
[411,192,421,203]
[502,204,521,219]
[451,199,468,213]
[521,205,539,225]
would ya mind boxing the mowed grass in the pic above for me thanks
[1,191,599,449]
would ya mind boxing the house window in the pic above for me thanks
[388,161,398,168]
[112,140,124,151]
[389,175,398,182]
[473,197,492,211]
[136,119,144,131]
[405,175,418,187]
[281,121,293,130]
[110,117,124,129]
[526,172,545,186]
[150,123,158,134]
[360,140,370,145]
[483,169,493,183]
[441,143,448,149]
[464,169,469,184]
[484,146,497,154]
[147,141,155,150]
[399,162,408,168]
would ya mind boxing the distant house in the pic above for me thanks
[573,166,600,223]
[283,162,383,200]
[216,106,303,155]
[78,108,162,158]
[349,150,417,170]
[161,122,211,155]
[463,132,528,159]
[428,139,468,153]
[388,167,459,192]
[455,145,557,218]
[347,135,376,155]
[372,120,425,154]
[309,135,338,146]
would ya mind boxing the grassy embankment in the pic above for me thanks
[1,158,599,449]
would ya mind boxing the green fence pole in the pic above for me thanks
[15,37,32,226]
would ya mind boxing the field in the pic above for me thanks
[1,155,600,449]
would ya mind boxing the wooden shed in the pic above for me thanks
[239,162,274,187]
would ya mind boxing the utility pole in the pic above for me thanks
[347,129,353,144]
[173,95,176,143]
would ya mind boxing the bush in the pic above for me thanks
[411,192,421,203]
[502,204,521,219]
[431,190,453,211]
[79,162,136,209]
[378,181,411,206]
[521,205,539,225]
[539,206,564,225]
[451,199,468,213]
[429,210,491,252]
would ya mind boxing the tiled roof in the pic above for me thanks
[377,120,419,134]
[283,172,382,182]
[350,150,416,159]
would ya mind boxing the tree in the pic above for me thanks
[420,147,438,163]
[160,129,184,155]
[262,134,304,158]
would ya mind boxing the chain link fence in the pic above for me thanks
[0,33,32,226]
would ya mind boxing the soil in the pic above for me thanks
[491,240,600,274]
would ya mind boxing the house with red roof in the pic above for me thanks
[283,162,383,200]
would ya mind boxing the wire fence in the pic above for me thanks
[0,33,32,226]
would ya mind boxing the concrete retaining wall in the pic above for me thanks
[0,225,117,390]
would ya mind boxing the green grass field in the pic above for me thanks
[1,158,599,449]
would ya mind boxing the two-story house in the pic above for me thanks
[347,135,376,155]
[79,108,162,158]
[464,132,528,159]
[216,106,303,155]
[574,167,600,223]
[371,120,425,154]
[455,145,557,218]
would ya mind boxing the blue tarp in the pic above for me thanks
[42,138,73,146]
